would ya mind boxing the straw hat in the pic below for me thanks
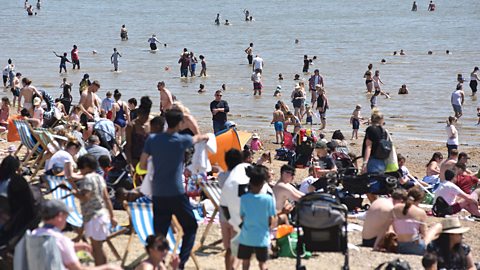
[441,217,470,234]
[33,97,41,106]
[252,133,260,139]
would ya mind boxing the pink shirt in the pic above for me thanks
[33,107,44,126]
[32,227,79,268]
[250,138,262,151]
[0,105,9,123]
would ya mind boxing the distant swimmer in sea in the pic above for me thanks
[215,13,220,25]
[36,0,41,9]
[26,5,33,15]
[278,73,284,81]
[111,48,122,72]
[198,84,206,93]
[222,84,226,91]
[294,74,300,81]
[53,51,71,73]
[446,50,451,55]
[398,84,409,94]
[381,59,386,63]
[411,1,417,11]
[393,51,397,56]
[364,63,373,93]
[469,67,480,96]
[373,70,385,94]
[400,49,406,55]
[225,20,230,25]
[295,39,299,44]
[199,55,207,77]
[244,9,249,21]
[120,25,128,40]
[148,34,160,51]
[428,51,433,55]
[428,1,435,11]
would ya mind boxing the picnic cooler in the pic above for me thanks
[295,192,349,270]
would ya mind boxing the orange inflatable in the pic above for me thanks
[7,115,23,142]
[208,128,251,171]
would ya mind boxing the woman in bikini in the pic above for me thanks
[111,89,130,144]
[422,152,443,186]
[364,64,373,93]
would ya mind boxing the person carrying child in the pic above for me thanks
[237,165,276,270]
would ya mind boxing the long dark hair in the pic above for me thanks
[0,155,20,181]
[402,186,424,215]
[137,96,152,117]
[426,152,443,167]
[434,233,467,269]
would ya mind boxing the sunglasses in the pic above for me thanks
[215,94,222,97]
[152,245,168,251]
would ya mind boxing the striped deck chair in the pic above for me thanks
[13,120,43,167]
[122,201,199,269]
[44,175,127,260]
[195,181,223,250]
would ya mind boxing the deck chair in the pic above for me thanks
[13,120,43,167]
[195,181,223,251]
[122,201,199,269]
[44,175,127,260]
[28,129,60,178]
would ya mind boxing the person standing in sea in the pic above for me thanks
[245,43,253,65]
[302,55,310,73]
[469,67,479,96]
[251,69,262,96]
[71,45,80,70]
[411,1,417,11]
[308,69,324,106]
[157,81,173,114]
[120,25,128,40]
[252,54,264,73]
[316,86,329,130]
[210,90,229,134]
[53,51,71,73]
[451,84,464,119]
[110,48,122,72]
[139,109,209,270]
[178,53,190,78]
[364,64,373,93]
[148,34,160,51]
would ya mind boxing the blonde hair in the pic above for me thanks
[172,101,191,115]
[370,109,384,124]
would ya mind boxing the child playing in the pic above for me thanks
[53,51,71,73]
[101,91,114,119]
[350,104,363,139]
[32,97,44,127]
[198,83,206,93]
[303,103,313,125]
[69,105,81,122]
[250,133,264,151]
[199,55,207,77]
[72,154,117,266]
[238,165,276,270]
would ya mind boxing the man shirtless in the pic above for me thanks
[11,72,22,108]
[271,104,285,144]
[439,149,459,181]
[157,81,173,114]
[18,77,42,116]
[78,80,101,127]
[361,189,406,247]
[272,165,304,224]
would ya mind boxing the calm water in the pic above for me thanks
[1,0,479,144]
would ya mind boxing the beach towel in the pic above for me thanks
[188,133,216,174]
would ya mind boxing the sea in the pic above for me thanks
[1,0,479,144]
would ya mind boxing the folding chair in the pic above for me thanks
[121,201,199,269]
[28,129,61,178]
[194,181,223,251]
[12,120,43,167]
[44,175,127,260]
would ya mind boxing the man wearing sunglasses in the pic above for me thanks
[272,165,304,225]
[210,90,229,134]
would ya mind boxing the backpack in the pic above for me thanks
[373,126,392,159]
[432,196,453,217]
[375,258,411,270]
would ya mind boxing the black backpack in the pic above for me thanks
[373,126,392,159]
[432,196,453,217]
[375,258,411,270]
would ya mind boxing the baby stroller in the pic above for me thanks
[341,172,399,195]
[295,192,349,270]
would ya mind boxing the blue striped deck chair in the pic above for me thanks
[44,175,127,260]
[122,201,199,269]
[13,120,43,167]
[194,181,223,251]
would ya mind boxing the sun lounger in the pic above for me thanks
[44,175,127,260]
[194,181,223,251]
[122,201,199,269]
[12,120,43,167]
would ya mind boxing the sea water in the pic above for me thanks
[0,0,479,144]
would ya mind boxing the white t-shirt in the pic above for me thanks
[451,90,462,106]
[434,181,464,205]
[32,227,79,269]
[253,57,263,70]
[46,150,74,171]
[299,176,316,194]
[446,125,459,145]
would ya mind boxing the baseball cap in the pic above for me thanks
[315,141,327,149]
[40,200,70,220]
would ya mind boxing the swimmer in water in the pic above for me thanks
[198,84,206,93]
[295,39,299,44]
[393,51,397,56]
[381,59,386,63]
[364,64,373,93]
[222,84,226,91]
[294,74,300,81]
[244,9,249,21]
[411,1,417,11]
[398,84,409,94]
[148,34,160,51]
[400,49,406,55]
[428,1,435,11]
[446,50,451,55]
[53,51,71,74]
[120,25,128,40]
[224,20,230,25]
[278,73,284,80]
[428,51,433,55]
[274,85,282,97]
[26,5,34,15]
[215,13,220,25]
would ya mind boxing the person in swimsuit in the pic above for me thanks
[199,55,207,77]
[148,34,160,51]
[120,25,128,40]
[189,52,198,77]
[374,187,442,254]
[215,13,220,25]
[18,77,42,116]
[26,5,33,15]
[316,86,328,130]
[364,64,373,93]
[111,89,130,144]
[60,78,73,114]
[173,101,200,135]
[125,96,152,167]
[271,103,285,144]
[422,152,443,186]
[78,80,101,130]
[469,67,479,96]
[412,1,417,11]
[245,43,253,65]
[291,84,305,121]
[71,45,80,70]
[53,51,71,73]
[11,72,22,108]
[372,70,384,91]
[157,81,173,114]
[350,104,363,140]
[110,48,122,71]
[428,0,435,11]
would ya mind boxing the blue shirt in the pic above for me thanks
[238,192,276,247]
[143,132,193,197]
